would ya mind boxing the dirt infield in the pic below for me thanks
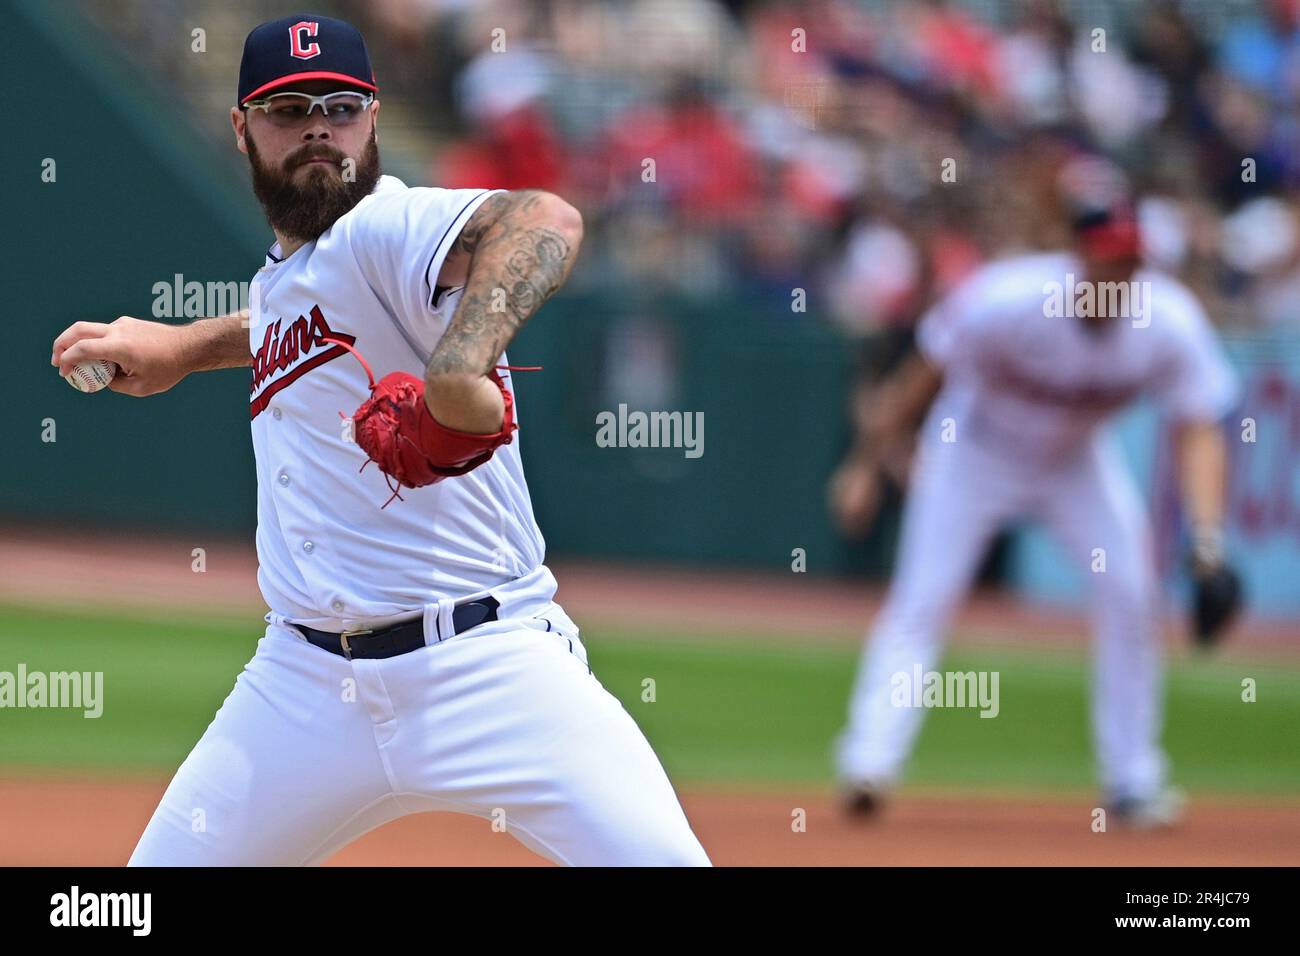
[1,524,1297,654]
[2,774,1295,866]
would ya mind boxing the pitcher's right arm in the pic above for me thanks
[52,313,252,397]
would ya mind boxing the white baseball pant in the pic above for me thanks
[129,611,709,866]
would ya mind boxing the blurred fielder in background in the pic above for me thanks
[830,159,1243,827]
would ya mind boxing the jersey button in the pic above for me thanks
[331,600,344,612]
[302,540,315,554]
[272,407,283,420]
[278,472,290,486]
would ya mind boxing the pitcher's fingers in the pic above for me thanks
[51,321,111,365]
[57,337,120,375]
[107,374,145,397]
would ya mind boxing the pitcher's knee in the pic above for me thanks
[642,830,711,866]
[547,807,710,866]
[598,827,710,867]
[128,820,222,867]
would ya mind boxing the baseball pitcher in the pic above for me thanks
[51,14,709,866]
[828,164,1243,827]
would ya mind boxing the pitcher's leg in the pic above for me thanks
[1040,440,1168,799]
[501,678,709,867]
[836,442,1013,786]
[129,627,397,866]
[375,624,708,866]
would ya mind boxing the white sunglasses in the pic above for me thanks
[244,91,374,128]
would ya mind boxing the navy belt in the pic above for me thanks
[295,596,500,660]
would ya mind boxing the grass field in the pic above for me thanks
[1,601,1298,797]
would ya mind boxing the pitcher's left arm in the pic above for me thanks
[425,191,584,432]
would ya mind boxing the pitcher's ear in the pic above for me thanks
[231,107,249,154]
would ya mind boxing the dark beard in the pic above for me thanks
[246,128,382,243]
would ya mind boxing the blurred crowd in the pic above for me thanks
[359,0,1300,333]
[96,0,1300,333]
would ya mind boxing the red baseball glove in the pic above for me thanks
[325,339,518,507]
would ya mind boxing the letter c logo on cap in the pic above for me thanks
[289,21,321,60]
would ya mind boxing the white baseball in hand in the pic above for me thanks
[63,359,117,393]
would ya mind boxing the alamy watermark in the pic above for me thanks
[596,404,704,459]
[891,665,999,718]
[0,664,103,718]
[152,273,251,319]
[1043,274,1151,327]
[50,886,150,935]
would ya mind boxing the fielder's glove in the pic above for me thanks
[1190,563,1243,649]
[1188,526,1243,649]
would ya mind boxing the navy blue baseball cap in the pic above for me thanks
[238,13,377,106]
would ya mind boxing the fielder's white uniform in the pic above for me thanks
[129,176,709,866]
[836,252,1238,801]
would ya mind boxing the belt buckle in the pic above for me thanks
[339,627,373,661]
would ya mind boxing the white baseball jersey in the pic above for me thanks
[247,175,552,631]
[917,252,1239,465]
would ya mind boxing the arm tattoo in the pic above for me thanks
[428,192,577,378]
[447,193,511,259]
